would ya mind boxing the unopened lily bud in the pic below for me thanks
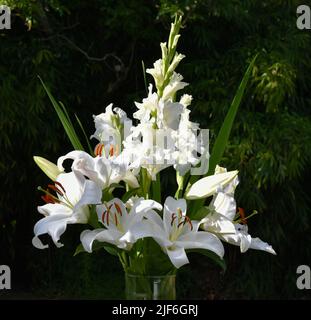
[33,156,63,181]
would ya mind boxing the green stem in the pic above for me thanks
[141,168,152,199]
[118,251,129,272]
[175,171,185,199]
[151,174,161,203]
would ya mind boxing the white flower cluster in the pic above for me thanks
[32,17,275,270]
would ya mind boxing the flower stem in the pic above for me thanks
[175,171,184,199]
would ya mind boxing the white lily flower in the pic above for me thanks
[91,103,129,151]
[80,198,162,251]
[200,166,276,255]
[57,150,139,190]
[134,197,224,269]
[32,171,102,249]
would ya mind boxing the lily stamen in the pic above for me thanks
[48,184,64,196]
[238,207,247,225]
[114,203,123,216]
[94,143,104,157]
[109,145,114,157]
[171,213,177,226]
[184,216,193,231]
[177,208,183,219]
[41,194,58,204]
[105,204,113,226]
[102,210,106,224]
[38,186,62,205]
[54,181,66,194]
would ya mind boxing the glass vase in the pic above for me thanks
[125,273,176,300]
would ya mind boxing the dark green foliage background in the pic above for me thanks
[0,0,310,299]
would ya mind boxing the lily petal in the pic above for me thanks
[74,179,102,211]
[177,231,225,258]
[250,237,277,255]
[38,203,71,217]
[200,213,236,234]
[127,198,162,229]
[80,228,122,253]
[240,233,252,253]
[220,224,276,255]
[32,214,71,249]
[212,191,237,221]
[165,246,189,269]
[129,219,171,247]
[56,171,85,205]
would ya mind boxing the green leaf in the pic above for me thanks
[73,243,85,256]
[127,238,175,276]
[91,241,121,256]
[101,243,120,256]
[187,249,226,271]
[121,188,140,203]
[208,54,258,175]
[188,206,211,221]
[88,206,101,229]
[75,113,94,155]
[74,241,121,257]
[38,76,84,151]
[151,174,161,203]
[142,60,148,94]
[187,55,257,214]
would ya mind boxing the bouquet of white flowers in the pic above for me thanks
[33,15,275,299]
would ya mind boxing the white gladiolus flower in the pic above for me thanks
[162,72,188,101]
[146,59,164,90]
[157,100,184,130]
[133,84,159,124]
[133,84,184,130]
[180,94,193,108]
[172,109,205,176]
[123,123,172,179]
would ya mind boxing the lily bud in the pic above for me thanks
[185,170,239,200]
[33,156,63,181]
